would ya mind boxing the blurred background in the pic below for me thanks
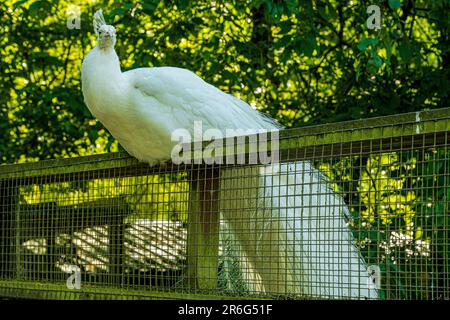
[0,0,449,164]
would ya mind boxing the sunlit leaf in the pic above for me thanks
[388,0,402,10]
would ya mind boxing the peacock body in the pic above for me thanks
[82,10,378,299]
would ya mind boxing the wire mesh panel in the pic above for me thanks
[0,108,449,300]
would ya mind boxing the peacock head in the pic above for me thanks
[93,9,116,50]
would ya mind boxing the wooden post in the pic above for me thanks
[187,167,220,290]
[108,198,126,287]
[44,203,58,281]
[0,180,19,279]
[109,217,124,287]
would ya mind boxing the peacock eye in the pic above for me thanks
[99,31,102,35]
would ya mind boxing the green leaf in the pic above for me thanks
[110,7,128,18]
[358,37,379,51]
[278,21,292,34]
[368,229,385,242]
[29,0,43,11]
[13,0,29,9]
[426,159,444,175]
[432,201,447,227]
[326,3,338,19]
[398,42,413,62]
[368,50,383,69]
[105,136,115,152]
[299,35,317,57]
[389,0,401,9]
[318,6,329,21]
[176,0,190,10]
[373,54,383,67]
[435,201,446,217]
[142,0,160,15]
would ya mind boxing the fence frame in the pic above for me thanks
[0,107,449,299]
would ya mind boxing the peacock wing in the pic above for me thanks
[126,66,276,135]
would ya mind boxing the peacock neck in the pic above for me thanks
[96,46,122,77]
[82,45,127,120]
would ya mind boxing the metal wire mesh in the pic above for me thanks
[0,108,449,300]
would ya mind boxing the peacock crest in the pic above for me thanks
[93,9,107,37]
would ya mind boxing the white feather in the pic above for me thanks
[93,9,107,37]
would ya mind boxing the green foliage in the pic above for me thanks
[1,0,450,163]
[20,174,190,222]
